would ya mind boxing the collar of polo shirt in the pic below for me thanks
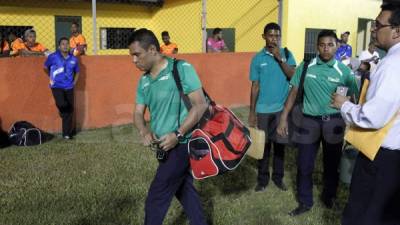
[316,56,336,67]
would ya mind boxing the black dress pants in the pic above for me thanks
[51,88,74,137]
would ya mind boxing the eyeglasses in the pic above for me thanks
[372,20,393,31]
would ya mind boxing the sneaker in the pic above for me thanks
[63,135,72,140]
[254,184,267,192]
[320,196,336,209]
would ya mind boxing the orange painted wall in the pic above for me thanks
[0,53,254,132]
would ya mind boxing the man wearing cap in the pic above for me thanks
[335,31,352,65]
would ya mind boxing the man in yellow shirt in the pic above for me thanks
[160,31,178,55]
[70,22,87,56]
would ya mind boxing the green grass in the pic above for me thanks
[0,107,349,225]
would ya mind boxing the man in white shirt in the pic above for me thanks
[358,41,380,72]
[331,3,400,225]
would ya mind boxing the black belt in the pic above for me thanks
[303,113,342,121]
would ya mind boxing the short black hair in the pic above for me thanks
[128,28,160,51]
[161,31,169,37]
[58,37,69,46]
[317,29,338,43]
[360,61,371,71]
[213,28,222,35]
[263,22,281,34]
[71,22,80,27]
[381,3,400,27]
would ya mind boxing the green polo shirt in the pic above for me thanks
[290,57,359,116]
[136,57,202,139]
[249,48,296,113]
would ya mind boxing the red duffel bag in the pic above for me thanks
[172,59,252,179]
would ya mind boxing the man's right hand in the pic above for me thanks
[141,132,156,146]
[248,112,257,128]
[277,118,289,137]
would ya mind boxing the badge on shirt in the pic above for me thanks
[328,77,340,83]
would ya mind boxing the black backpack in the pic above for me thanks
[8,121,48,146]
[0,128,11,148]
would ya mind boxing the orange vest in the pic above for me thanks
[10,38,24,56]
[1,40,10,53]
[24,42,47,52]
[70,34,87,55]
[160,43,178,55]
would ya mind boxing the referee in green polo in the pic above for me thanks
[130,28,208,225]
[277,30,359,216]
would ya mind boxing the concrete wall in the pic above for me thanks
[0,53,254,132]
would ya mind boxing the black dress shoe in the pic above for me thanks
[320,196,335,209]
[273,180,288,191]
[288,204,311,216]
[254,184,267,192]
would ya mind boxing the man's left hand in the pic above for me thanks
[159,132,179,151]
[331,93,350,109]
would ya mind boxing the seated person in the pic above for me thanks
[160,31,178,54]
[0,33,10,57]
[207,28,229,53]
[8,32,25,57]
[19,29,50,57]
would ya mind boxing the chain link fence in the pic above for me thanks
[0,0,280,56]
[206,0,279,53]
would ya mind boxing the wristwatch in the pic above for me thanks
[174,130,185,142]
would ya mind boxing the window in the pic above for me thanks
[0,25,33,40]
[100,27,135,49]
[206,28,235,52]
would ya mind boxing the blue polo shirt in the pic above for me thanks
[249,48,296,113]
[44,51,79,89]
[335,44,352,60]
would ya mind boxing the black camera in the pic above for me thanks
[151,140,168,162]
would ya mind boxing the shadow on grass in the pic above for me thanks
[206,158,257,195]
[73,195,138,225]
[187,158,258,224]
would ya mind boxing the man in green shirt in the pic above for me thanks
[277,30,359,216]
[130,28,208,225]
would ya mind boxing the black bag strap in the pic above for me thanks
[284,47,289,61]
[172,59,192,111]
[295,59,311,104]
[209,118,251,155]
[172,59,214,110]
